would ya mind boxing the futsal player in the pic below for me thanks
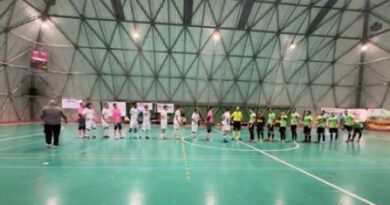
[160,105,168,139]
[142,105,151,139]
[112,103,123,139]
[206,107,213,141]
[279,111,288,142]
[316,111,326,143]
[231,106,243,141]
[172,107,183,140]
[221,108,231,143]
[351,119,364,143]
[83,102,97,139]
[266,108,276,142]
[101,103,111,139]
[303,110,313,142]
[78,102,86,138]
[248,109,256,143]
[290,108,300,142]
[191,108,200,140]
[129,103,140,139]
[256,109,265,142]
[328,112,339,141]
[343,110,354,142]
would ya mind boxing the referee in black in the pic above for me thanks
[40,100,67,148]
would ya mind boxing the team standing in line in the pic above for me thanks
[75,102,364,144]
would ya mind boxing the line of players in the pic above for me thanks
[76,102,364,143]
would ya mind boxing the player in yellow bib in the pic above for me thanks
[231,106,243,141]
[316,110,326,143]
[290,108,300,142]
[328,112,339,141]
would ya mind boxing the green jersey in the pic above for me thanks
[303,115,312,127]
[290,112,300,125]
[344,115,353,126]
[354,121,364,129]
[328,116,338,128]
[280,115,288,127]
[316,115,325,128]
[267,112,276,124]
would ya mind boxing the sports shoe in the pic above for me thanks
[223,138,228,143]
[145,136,150,140]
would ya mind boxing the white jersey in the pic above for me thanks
[222,112,231,125]
[130,107,139,122]
[222,111,231,131]
[192,112,200,125]
[160,110,168,129]
[173,109,182,129]
[101,108,111,122]
[143,110,151,122]
[83,108,96,120]
[191,112,200,132]
[101,108,111,127]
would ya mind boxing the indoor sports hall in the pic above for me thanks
[1,0,390,205]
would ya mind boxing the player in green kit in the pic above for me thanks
[351,119,364,143]
[290,108,300,142]
[303,111,313,142]
[328,113,339,141]
[343,110,354,142]
[279,111,288,142]
[316,111,326,143]
[266,108,276,142]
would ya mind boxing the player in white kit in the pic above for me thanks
[142,105,151,139]
[191,108,200,140]
[172,107,183,140]
[160,105,168,139]
[129,103,140,139]
[221,108,231,143]
[83,102,97,139]
[101,103,111,138]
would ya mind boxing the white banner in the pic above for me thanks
[137,102,153,111]
[156,103,175,113]
[108,102,126,116]
[61,98,82,109]
[321,107,367,121]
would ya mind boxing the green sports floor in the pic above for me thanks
[0,124,389,205]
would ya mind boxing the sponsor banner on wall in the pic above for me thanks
[136,102,154,111]
[61,98,82,109]
[366,109,390,131]
[321,107,368,121]
[156,103,175,113]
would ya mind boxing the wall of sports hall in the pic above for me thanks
[1,0,390,123]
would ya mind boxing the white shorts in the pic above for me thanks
[192,123,198,133]
[173,122,180,130]
[86,119,96,130]
[130,120,138,129]
[142,121,151,131]
[102,119,109,128]
[222,123,231,131]
[161,120,168,129]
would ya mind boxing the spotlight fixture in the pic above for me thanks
[213,30,220,41]
[361,43,368,52]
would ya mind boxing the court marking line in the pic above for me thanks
[0,141,42,152]
[183,138,300,152]
[0,133,42,142]
[238,141,376,205]
[180,138,191,180]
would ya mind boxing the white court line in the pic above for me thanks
[0,141,42,152]
[183,139,300,152]
[0,133,42,142]
[238,141,376,205]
